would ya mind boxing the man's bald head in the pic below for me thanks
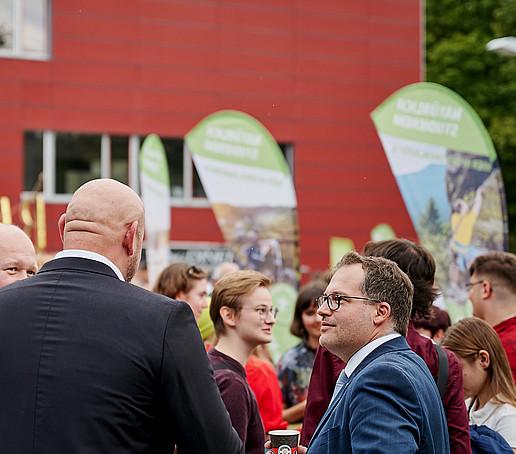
[59,179,145,282]
[0,224,38,288]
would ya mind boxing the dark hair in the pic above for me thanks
[210,270,272,337]
[153,262,207,298]
[333,252,414,336]
[469,251,516,294]
[290,280,327,339]
[362,239,438,319]
[413,306,451,338]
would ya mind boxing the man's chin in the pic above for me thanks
[320,338,343,360]
[319,333,333,351]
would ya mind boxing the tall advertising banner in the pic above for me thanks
[185,110,300,361]
[371,82,508,321]
[139,134,171,289]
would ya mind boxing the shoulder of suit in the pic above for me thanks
[124,285,191,316]
[358,349,429,381]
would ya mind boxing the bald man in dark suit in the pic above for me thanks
[0,179,243,454]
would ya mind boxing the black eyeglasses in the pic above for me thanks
[465,280,485,290]
[316,293,382,311]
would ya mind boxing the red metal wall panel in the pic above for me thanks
[0,0,422,279]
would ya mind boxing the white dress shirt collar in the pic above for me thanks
[344,333,401,377]
[55,249,125,282]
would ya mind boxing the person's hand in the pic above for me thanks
[264,440,307,454]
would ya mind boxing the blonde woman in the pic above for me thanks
[441,317,516,452]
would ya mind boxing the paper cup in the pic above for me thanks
[266,429,299,454]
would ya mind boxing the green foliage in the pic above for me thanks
[417,199,450,287]
[426,0,516,251]
[493,0,516,35]
[419,198,443,236]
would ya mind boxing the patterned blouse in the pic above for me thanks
[276,340,316,407]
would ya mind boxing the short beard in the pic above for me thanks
[125,254,139,283]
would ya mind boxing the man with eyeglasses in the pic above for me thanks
[209,269,278,454]
[302,239,469,453]
[468,251,516,383]
[305,251,449,454]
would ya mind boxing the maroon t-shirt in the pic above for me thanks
[494,315,516,384]
[300,323,471,454]
[208,348,265,454]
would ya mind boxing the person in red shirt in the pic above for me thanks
[301,239,471,454]
[245,348,288,435]
[468,251,516,384]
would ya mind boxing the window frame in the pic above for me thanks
[22,130,293,208]
[0,0,52,61]
[22,131,212,207]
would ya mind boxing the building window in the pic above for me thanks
[23,131,293,206]
[55,133,101,194]
[162,137,186,198]
[0,0,51,60]
[24,131,43,191]
[22,131,212,206]
[110,136,129,186]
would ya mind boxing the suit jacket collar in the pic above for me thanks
[307,336,411,450]
[55,250,125,281]
[348,335,410,380]
[39,257,121,280]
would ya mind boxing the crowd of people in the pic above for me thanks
[0,178,516,453]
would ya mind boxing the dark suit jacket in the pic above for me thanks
[0,257,243,454]
[307,337,450,454]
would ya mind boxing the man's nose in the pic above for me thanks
[317,304,330,316]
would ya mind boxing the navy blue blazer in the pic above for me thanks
[0,257,243,454]
[307,336,450,454]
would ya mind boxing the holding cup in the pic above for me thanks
[266,430,299,454]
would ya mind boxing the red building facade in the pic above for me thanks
[0,0,422,279]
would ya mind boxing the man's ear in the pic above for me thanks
[373,302,391,325]
[480,280,493,300]
[123,221,138,256]
[58,214,66,243]
[219,306,237,328]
